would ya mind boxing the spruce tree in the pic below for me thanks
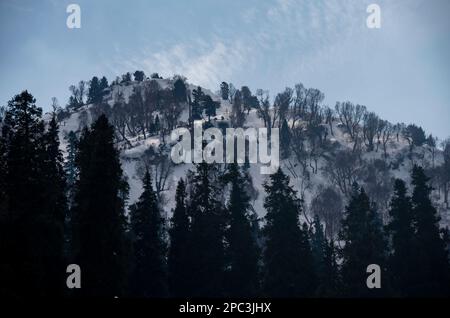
[173,78,187,103]
[204,95,217,122]
[0,91,65,296]
[133,71,145,82]
[191,86,204,120]
[188,162,226,297]
[339,185,387,297]
[220,82,229,101]
[386,179,418,296]
[39,113,67,295]
[263,168,316,297]
[311,215,339,296]
[71,115,129,297]
[130,170,167,297]
[311,215,326,273]
[320,239,340,297]
[99,76,109,91]
[64,130,78,202]
[410,165,450,296]
[168,179,191,297]
[87,76,100,104]
[224,164,260,297]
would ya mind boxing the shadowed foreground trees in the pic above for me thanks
[70,115,129,297]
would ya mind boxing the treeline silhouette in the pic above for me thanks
[0,91,449,298]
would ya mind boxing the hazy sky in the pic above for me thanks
[1,0,449,138]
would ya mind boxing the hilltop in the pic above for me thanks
[53,72,450,231]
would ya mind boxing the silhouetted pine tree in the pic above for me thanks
[311,215,326,274]
[204,95,218,122]
[173,78,187,103]
[224,164,260,297]
[99,76,109,92]
[133,71,145,82]
[320,239,341,297]
[129,170,167,297]
[71,115,129,297]
[191,87,204,120]
[220,82,229,101]
[168,178,191,297]
[64,131,78,204]
[0,91,65,297]
[39,113,67,295]
[340,185,387,297]
[410,165,450,296]
[188,162,226,297]
[87,76,100,104]
[0,113,9,297]
[386,179,418,296]
[311,215,340,297]
[263,168,316,297]
[0,122,6,216]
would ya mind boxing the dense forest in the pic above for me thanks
[1,70,450,298]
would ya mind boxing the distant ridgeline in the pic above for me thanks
[55,71,450,225]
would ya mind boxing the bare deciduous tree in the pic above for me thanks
[137,145,174,202]
[323,149,361,197]
[363,112,379,152]
[324,106,334,136]
[256,89,271,128]
[272,87,293,128]
[380,121,393,159]
[335,101,366,142]
[310,186,343,239]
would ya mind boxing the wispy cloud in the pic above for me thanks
[110,40,248,90]
[110,0,367,88]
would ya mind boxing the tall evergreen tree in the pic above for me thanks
[191,86,204,120]
[311,215,339,296]
[339,185,387,297]
[0,91,65,296]
[71,115,129,297]
[223,164,260,297]
[204,95,218,122]
[99,76,109,93]
[87,76,101,104]
[64,131,78,200]
[173,78,187,103]
[263,168,316,297]
[40,113,67,295]
[188,162,226,297]
[386,179,418,296]
[130,170,167,297]
[168,179,191,297]
[311,215,326,272]
[133,70,145,82]
[410,165,450,296]
[220,82,229,101]
[319,239,341,297]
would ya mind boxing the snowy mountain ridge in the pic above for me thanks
[52,75,450,230]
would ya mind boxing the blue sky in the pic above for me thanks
[1,0,449,138]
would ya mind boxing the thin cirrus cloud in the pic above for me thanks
[112,0,365,91]
[111,40,249,91]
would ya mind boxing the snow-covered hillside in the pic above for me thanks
[52,76,450,228]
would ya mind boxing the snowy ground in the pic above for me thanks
[52,78,450,226]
